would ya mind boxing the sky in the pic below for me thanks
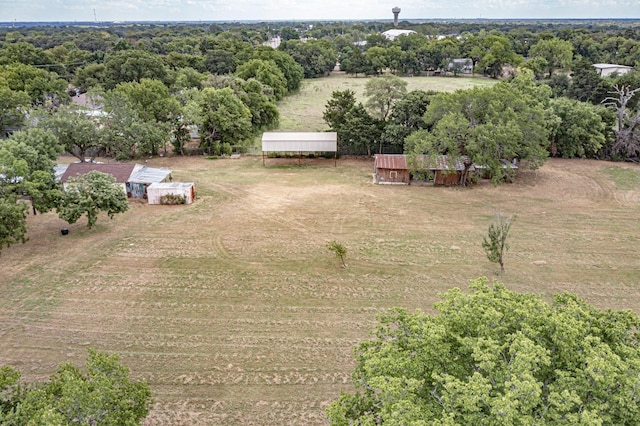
[0,0,638,22]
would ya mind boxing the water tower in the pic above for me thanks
[392,7,401,26]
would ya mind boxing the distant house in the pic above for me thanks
[374,154,410,184]
[59,163,172,199]
[448,58,473,75]
[593,63,633,77]
[381,29,416,41]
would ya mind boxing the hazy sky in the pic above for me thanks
[1,0,638,22]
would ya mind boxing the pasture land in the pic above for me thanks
[275,71,497,132]
[1,155,640,425]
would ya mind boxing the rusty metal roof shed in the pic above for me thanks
[413,155,474,171]
[375,154,408,170]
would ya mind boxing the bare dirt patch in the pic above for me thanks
[1,156,640,424]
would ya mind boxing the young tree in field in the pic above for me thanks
[58,171,129,229]
[328,278,640,425]
[482,212,516,273]
[0,349,152,424]
[364,74,407,121]
[327,240,347,268]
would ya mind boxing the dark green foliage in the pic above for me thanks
[0,198,29,255]
[408,74,551,184]
[102,49,169,90]
[235,59,287,101]
[549,97,609,158]
[37,106,102,162]
[323,89,384,155]
[198,87,252,153]
[279,39,337,78]
[328,278,640,425]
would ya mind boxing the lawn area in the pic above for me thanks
[1,155,640,424]
[275,71,497,132]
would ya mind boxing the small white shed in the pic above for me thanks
[147,182,196,205]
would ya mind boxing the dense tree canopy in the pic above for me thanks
[37,106,102,162]
[529,37,574,78]
[198,87,253,153]
[0,349,152,424]
[407,75,552,183]
[549,97,610,158]
[0,128,61,253]
[328,278,640,425]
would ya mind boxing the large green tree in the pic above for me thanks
[323,89,383,155]
[0,83,30,137]
[38,106,102,162]
[529,37,574,78]
[102,50,169,90]
[364,74,408,121]
[198,87,252,154]
[408,75,552,184]
[0,349,152,424]
[0,128,62,253]
[58,171,129,229]
[549,97,610,158]
[235,59,287,101]
[328,278,640,425]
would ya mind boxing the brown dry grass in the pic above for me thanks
[1,155,640,424]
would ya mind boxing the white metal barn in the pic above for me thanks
[261,132,338,166]
[147,182,196,205]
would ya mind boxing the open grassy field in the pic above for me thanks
[2,73,640,424]
[275,71,497,132]
[1,155,640,424]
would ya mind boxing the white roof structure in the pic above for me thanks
[261,132,337,153]
[593,63,633,77]
[382,29,416,41]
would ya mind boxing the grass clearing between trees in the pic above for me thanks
[276,71,497,132]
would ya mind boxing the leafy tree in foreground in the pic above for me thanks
[58,171,129,229]
[0,349,152,424]
[482,212,516,273]
[328,278,640,425]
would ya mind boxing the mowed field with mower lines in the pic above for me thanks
[1,75,640,424]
